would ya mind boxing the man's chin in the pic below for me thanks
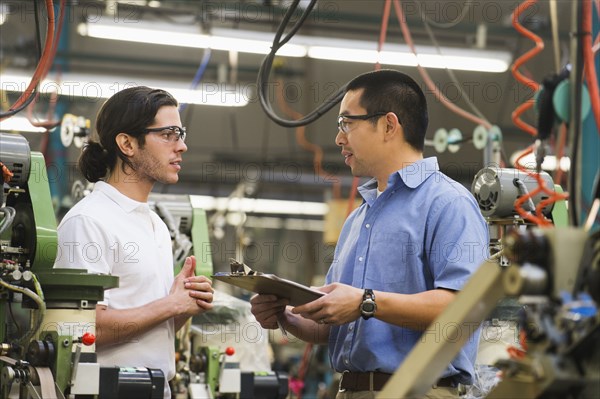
[158,175,179,185]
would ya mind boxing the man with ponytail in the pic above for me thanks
[54,86,214,398]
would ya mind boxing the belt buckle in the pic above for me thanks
[338,370,349,392]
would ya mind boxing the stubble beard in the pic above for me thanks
[130,150,178,185]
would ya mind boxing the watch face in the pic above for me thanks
[362,301,375,313]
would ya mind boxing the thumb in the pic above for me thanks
[181,256,196,278]
[315,284,335,294]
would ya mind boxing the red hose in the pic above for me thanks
[510,0,545,137]
[513,146,569,226]
[346,0,394,217]
[393,0,492,130]
[1,0,56,121]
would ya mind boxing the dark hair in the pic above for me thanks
[78,86,178,182]
[346,69,428,151]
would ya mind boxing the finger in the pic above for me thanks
[196,300,214,310]
[185,275,212,284]
[250,294,286,305]
[189,290,214,301]
[291,300,320,315]
[184,282,214,292]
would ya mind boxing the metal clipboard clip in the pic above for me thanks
[229,258,259,276]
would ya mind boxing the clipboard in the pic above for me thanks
[212,259,324,307]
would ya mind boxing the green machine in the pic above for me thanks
[0,133,118,398]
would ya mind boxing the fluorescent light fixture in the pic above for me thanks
[1,70,249,107]
[78,21,306,57]
[189,195,328,216]
[510,152,571,172]
[306,37,511,73]
[0,3,8,25]
[0,116,48,133]
[77,18,511,73]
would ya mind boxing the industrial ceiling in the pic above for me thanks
[0,0,575,203]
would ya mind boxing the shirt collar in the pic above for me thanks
[396,157,440,189]
[357,157,440,204]
[93,181,150,213]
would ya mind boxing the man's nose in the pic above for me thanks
[177,139,188,152]
[335,130,346,146]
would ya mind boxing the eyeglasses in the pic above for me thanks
[337,112,389,134]
[143,126,187,143]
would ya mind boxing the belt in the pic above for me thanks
[338,371,457,392]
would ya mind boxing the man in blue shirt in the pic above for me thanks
[251,70,489,398]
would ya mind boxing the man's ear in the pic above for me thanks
[383,112,401,141]
[115,133,136,156]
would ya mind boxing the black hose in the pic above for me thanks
[257,0,348,128]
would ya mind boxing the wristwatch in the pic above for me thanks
[360,289,377,320]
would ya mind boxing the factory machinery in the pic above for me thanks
[378,166,600,398]
[0,132,288,398]
[1,132,166,398]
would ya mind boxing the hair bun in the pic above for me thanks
[79,140,109,182]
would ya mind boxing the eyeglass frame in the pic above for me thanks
[337,112,395,134]
[142,125,187,143]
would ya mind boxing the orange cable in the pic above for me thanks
[510,0,545,137]
[583,0,600,135]
[393,0,492,130]
[553,123,568,185]
[513,146,569,226]
[274,78,341,197]
[27,0,67,133]
[1,0,56,121]
[345,0,394,217]
[509,1,570,224]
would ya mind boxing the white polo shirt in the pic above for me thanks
[54,181,175,397]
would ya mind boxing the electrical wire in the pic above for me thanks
[7,301,23,337]
[0,207,16,235]
[510,0,544,137]
[26,0,68,135]
[375,0,392,72]
[393,0,492,130]
[553,123,568,185]
[421,17,490,123]
[0,0,56,120]
[33,0,43,59]
[274,77,341,194]
[568,1,585,227]
[549,0,561,73]
[345,0,394,217]
[257,0,347,127]
[180,48,212,113]
[0,277,46,345]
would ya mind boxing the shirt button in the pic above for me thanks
[344,359,349,365]
[365,223,371,229]
[358,256,364,262]
[349,325,354,331]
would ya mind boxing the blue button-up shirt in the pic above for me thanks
[326,157,489,384]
